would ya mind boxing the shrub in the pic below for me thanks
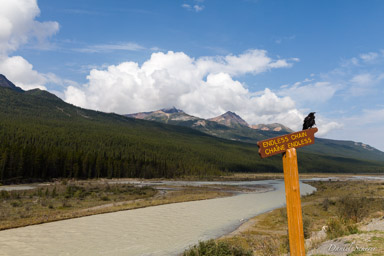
[40,199,48,207]
[51,187,57,198]
[11,201,22,207]
[326,218,358,239]
[322,198,330,211]
[101,195,110,201]
[61,199,72,208]
[0,190,10,199]
[256,236,282,256]
[303,215,312,239]
[183,239,252,256]
[74,190,84,199]
[337,197,368,223]
[65,185,84,199]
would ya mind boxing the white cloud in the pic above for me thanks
[76,42,145,53]
[182,4,192,10]
[284,50,384,145]
[65,50,306,130]
[275,35,295,44]
[315,119,343,137]
[0,0,59,90]
[341,50,383,68]
[182,3,204,12]
[340,57,359,67]
[65,86,87,107]
[315,50,384,100]
[193,5,204,12]
[0,0,59,56]
[327,108,384,151]
[360,52,379,62]
[346,108,384,126]
[350,73,373,85]
[0,55,47,90]
[0,55,78,91]
[278,81,341,105]
[196,49,294,76]
[349,73,384,96]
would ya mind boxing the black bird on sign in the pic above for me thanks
[303,112,316,130]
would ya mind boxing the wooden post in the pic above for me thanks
[283,148,305,256]
[257,128,318,255]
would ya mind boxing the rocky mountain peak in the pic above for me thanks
[161,106,183,114]
[208,111,249,128]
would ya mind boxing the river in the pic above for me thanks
[0,180,315,256]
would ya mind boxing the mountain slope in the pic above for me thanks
[127,109,384,163]
[1,87,265,181]
[1,84,384,183]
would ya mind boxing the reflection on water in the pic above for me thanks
[0,180,315,256]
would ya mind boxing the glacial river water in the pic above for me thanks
[0,180,315,256]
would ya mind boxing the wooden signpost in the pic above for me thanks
[257,127,318,256]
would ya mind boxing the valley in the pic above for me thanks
[1,75,383,186]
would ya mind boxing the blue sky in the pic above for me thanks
[1,0,384,151]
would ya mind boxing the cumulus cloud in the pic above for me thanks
[0,0,59,56]
[65,50,307,129]
[0,0,59,90]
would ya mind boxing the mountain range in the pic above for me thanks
[0,74,383,183]
[126,108,384,162]
[127,107,293,133]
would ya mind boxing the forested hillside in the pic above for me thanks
[0,86,383,184]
